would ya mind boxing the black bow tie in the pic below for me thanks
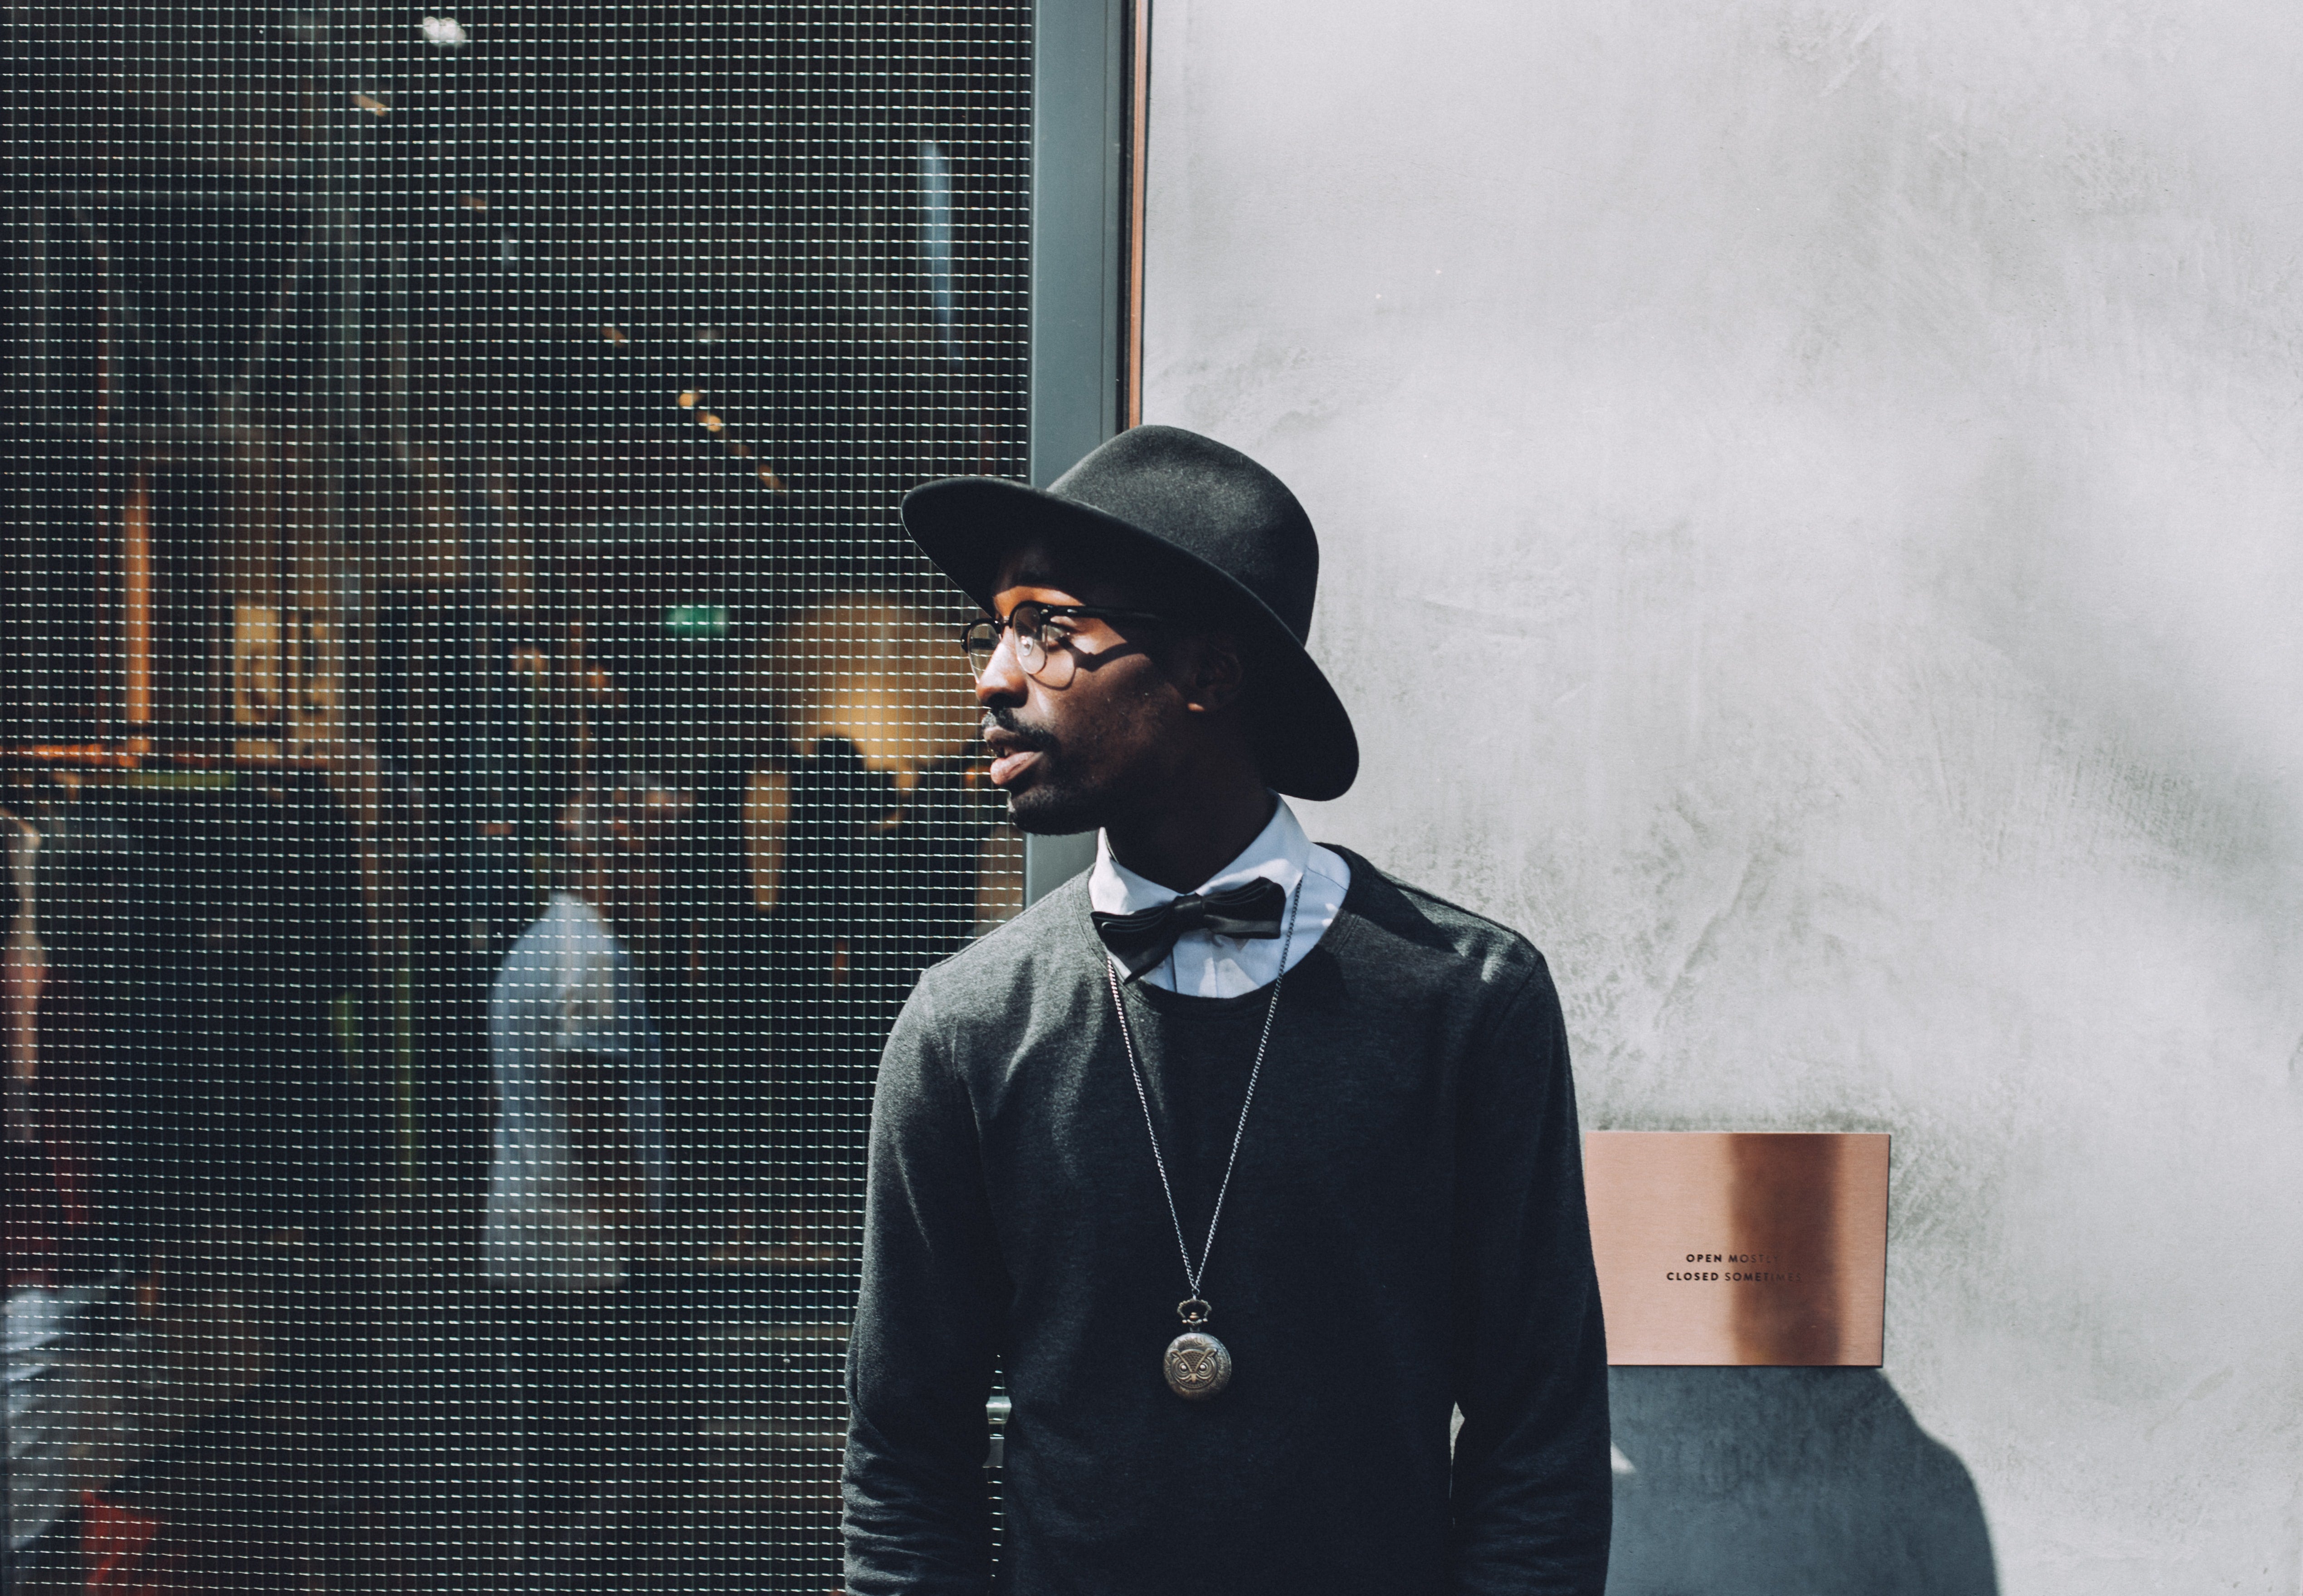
[1091,876,1288,981]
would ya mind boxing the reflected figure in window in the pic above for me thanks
[484,775,689,1573]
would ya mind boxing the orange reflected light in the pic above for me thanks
[10,745,141,769]
[123,474,153,726]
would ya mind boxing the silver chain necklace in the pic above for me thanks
[1103,875,1302,1401]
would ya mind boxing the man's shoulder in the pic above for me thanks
[1327,847,1553,1000]
[502,894,616,958]
[492,897,634,1017]
[490,909,565,997]
[906,871,1095,1016]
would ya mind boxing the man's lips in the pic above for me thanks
[987,749,1041,787]
[982,724,1052,788]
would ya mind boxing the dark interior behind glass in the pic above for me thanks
[5,5,1030,1586]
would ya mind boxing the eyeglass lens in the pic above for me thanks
[1010,605,1051,674]
[960,605,1070,684]
[962,621,998,677]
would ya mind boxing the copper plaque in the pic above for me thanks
[1584,1132,1889,1366]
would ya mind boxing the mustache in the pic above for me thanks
[981,706,1058,752]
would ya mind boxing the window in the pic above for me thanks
[6,5,1049,1586]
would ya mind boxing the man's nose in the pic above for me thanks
[974,627,1028,703]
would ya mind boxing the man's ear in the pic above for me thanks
[1180,630,1248,716]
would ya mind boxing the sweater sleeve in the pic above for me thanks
[1446,958,1613,1595]
[843,982,1006,1596]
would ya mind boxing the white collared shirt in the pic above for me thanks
[1088,797,1352,997]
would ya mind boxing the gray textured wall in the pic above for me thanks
[1140,2,2303,1590]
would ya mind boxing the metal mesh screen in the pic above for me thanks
[6,5,1033,1587]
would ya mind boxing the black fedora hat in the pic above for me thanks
[901,425,1359,801]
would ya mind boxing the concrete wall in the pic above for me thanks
[1140,2,2303,1590]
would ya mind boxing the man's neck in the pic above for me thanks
[1102,780,1277,894]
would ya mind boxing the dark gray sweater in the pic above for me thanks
[842,850,1610,1595]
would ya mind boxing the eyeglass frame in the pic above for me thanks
[958,600,1171,683]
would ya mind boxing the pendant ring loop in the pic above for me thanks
[1177,1297,1212,1326]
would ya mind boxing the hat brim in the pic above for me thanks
[902,476,1360,801]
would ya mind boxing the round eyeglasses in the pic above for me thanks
[959,600,1168,688]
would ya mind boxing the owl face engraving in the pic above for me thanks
[1163,1332,1232,1400]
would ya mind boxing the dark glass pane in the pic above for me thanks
[7,5,1029,1588]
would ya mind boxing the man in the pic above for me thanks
[485,777,683,1570]
[843,426,1610,1594]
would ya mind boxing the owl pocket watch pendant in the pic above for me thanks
[1163,1298,1232,1401]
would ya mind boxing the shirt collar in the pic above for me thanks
[1088,796,1311,918]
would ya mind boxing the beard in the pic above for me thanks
[984,707,1122,836]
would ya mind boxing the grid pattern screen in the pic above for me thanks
[6,5,1033,1587]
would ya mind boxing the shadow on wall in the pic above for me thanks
[1608,1368,1998,1596]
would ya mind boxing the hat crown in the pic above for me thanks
[1049,425,1319,642]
